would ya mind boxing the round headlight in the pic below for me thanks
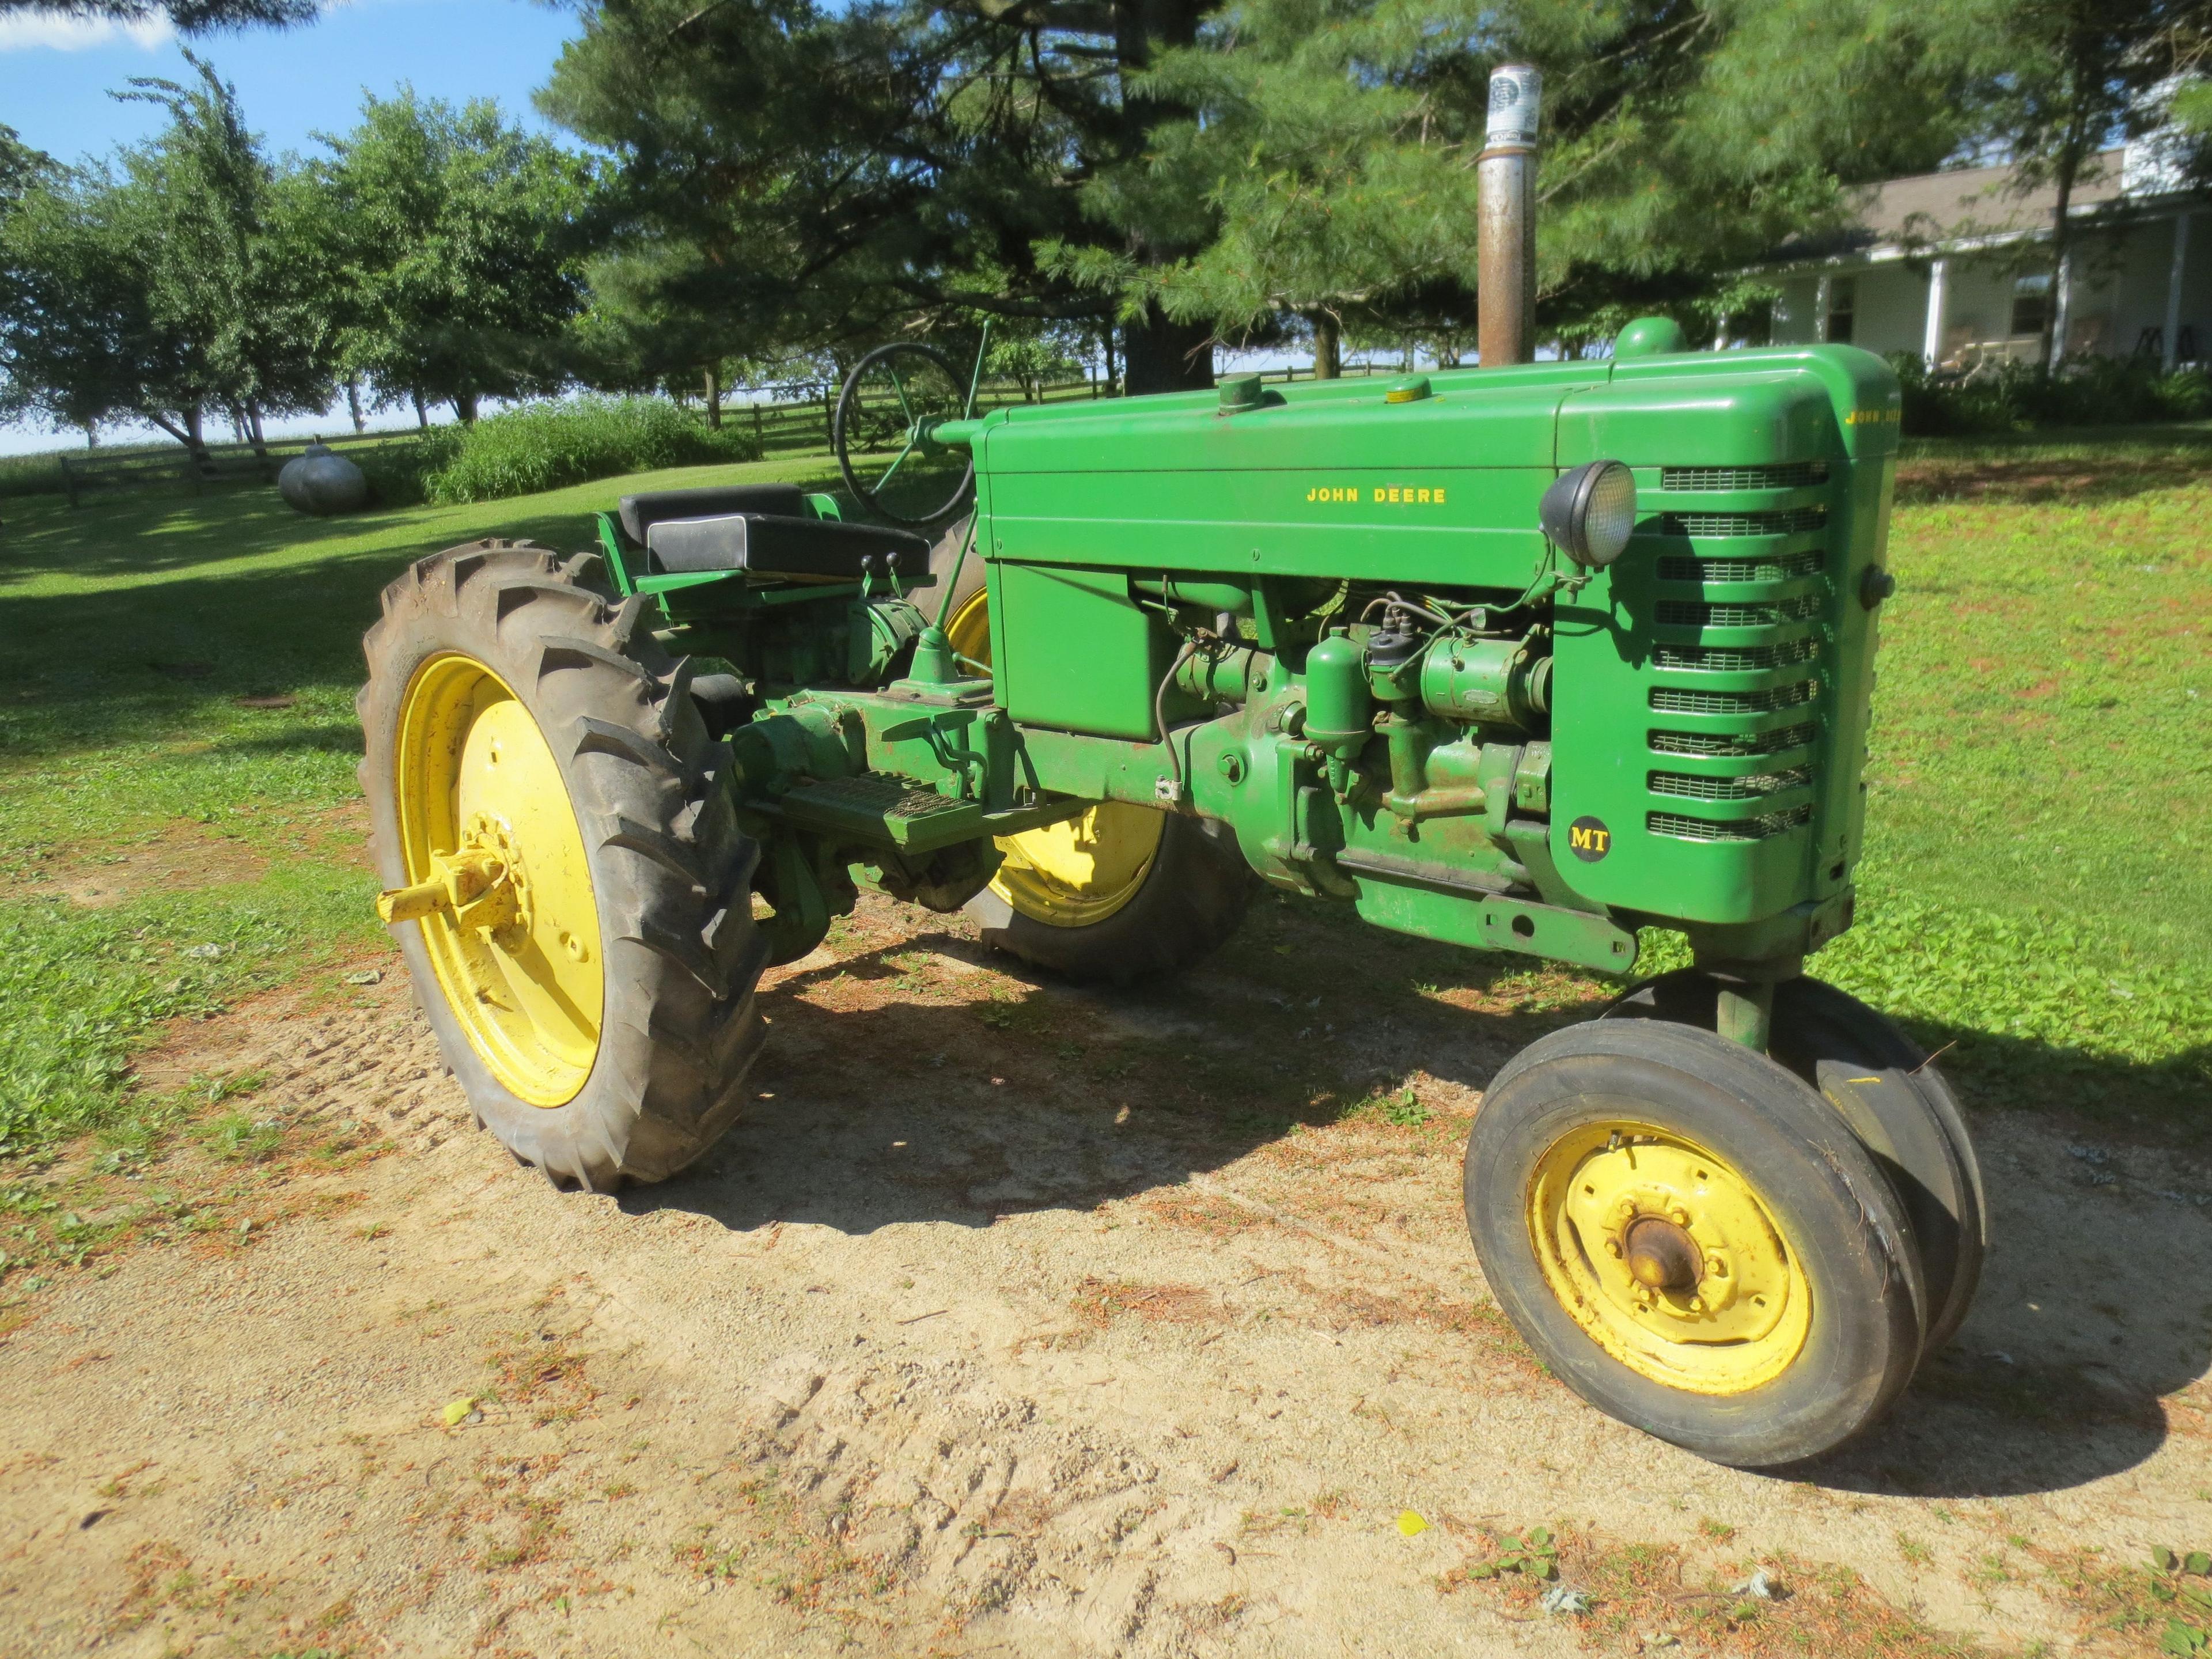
[1540,460,1637,569]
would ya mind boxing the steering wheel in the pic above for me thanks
[833,342,978,526]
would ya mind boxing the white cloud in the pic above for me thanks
[0,15,178,52]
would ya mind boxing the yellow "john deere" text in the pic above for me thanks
[1306,484,1449,505]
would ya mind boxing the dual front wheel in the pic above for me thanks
[1468,978,1985,1466]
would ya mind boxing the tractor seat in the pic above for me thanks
[617,484,929,583]
[618,484,808,546]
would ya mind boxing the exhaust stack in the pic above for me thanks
[1478,64,1541,368]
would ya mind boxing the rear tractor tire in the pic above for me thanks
[1465,1018,1927,1468]
[930,521,1254,986]
[357,540,770,1189]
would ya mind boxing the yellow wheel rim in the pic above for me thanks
[394,654,604,1107]
[1525,1123,1811,1395]
[945,586,1165,930]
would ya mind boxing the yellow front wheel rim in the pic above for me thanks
[943,587,1166,929]
[394,654,604,1107]
[1526,1123,1811,1395]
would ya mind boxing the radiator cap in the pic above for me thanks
[1614,316,1688,358]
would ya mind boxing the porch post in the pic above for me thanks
[1922,257,1949,368]
[2167,213,2192,370]
[1814,275,1832,343]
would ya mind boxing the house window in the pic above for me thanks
[1824,278,1856,344]
[2011,274,2051,338]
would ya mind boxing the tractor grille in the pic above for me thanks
[1658,550,1825,583]
[1661,507,1827,537]
[1649,682,1817,715]
[1637,456,1836,849]
[1656,595,1824,628]
[1649,722,1817,757]
[1649,767,1812,801]
[1649,804,1815,842]
[1654,638,1819,672]
[1662,462,1831,491]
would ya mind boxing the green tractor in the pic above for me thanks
[357,321,1983,1469]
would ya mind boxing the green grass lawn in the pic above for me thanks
[0,438,2204,1160]
[0,453,844,1154]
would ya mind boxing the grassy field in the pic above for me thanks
[0,436,2204,1161]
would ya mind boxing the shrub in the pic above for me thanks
[422,396,763,505]
[352,430,461,508]
[1888,351,2212,437]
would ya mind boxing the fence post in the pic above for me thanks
[753,404,763,450]
[60,454,78,510]
[823,385,835,448]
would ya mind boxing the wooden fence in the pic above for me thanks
[55,427,421,509]
[28,362,1411,507]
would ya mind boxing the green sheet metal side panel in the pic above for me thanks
[992,562,1166,740]
[1544,347,1900,926]
[971,368,1594,590]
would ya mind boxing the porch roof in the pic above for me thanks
[1764,148,2171,269]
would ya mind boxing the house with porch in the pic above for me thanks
[1761,142,2212,370]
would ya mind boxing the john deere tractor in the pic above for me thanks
[357,320,1983,1468]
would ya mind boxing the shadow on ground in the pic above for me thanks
[618,895,2212,1503]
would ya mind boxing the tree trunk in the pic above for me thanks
[146,407,211,466]
[346,377,366,434]
[1101,323,1118,393]
[1122,305,1214,395]
[1312,313,1342,380]
[1113,0,1213,397]
[453,390,480,425]
[704,363,722,430]
[2042,160,2075,370]
[84,423,99,450]
[2041,76,2091,371]
[412,389,429,431]
[245,402,268,458]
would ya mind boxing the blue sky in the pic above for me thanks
[0,0,584,450]
[0,0,582,168]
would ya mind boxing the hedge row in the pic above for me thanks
[1888,352,2212,437]
[354,395,766,507]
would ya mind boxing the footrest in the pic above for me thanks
[776,774,984,853]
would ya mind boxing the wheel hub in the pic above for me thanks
[1528,1124,1811,1394]
[387,654,604,1108]
[1623,1215,1701,1293]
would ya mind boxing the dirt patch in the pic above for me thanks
[2,891,2209,1656]
[16,798,366,909]
[1893,452,2212,506]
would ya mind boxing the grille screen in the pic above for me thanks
[1655,638,1819,672]
[1634,457,1835,854]
[1658,550,1825,583]
[1649,804,1814,842]
[1661,462,1831,491]
[1656,595,1824,628]
[1650,722,1817,757]
[1662,507,1827,537]
[1649,681,1818,715]
[1649,767,1812,801]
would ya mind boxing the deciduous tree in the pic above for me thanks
[316,90,592,422]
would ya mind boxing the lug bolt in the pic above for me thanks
[1669,1207,1690,1226]
[1604,1239,1623,1259]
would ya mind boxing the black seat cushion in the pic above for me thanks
[618,483,808,547]
[643,512,930,581]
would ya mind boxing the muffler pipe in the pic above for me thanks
[1478,63,1541,368]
